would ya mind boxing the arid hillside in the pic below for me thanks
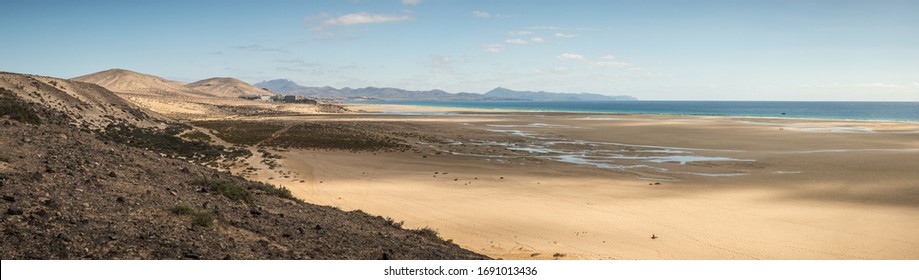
[72,68,212,98]
[71,69,343,120]
[186,77,278,99]
[0,71,163,130]
[0,71,486,260]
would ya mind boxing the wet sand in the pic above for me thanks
[233,104,919,259]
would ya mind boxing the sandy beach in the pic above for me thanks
[222,104,919,259]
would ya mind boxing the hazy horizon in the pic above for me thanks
[2,0,917,101]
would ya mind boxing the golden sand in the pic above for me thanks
[235,104,919,259]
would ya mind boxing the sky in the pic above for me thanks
[1,0,917,101]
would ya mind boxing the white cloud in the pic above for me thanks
[431,55,469,66]
[431,55,451,65]
[508,30,534,36]
[530,37,545,43]
[557,53,632,68]
[557,53,586,61]
[429,55,471,75]
[811,82,919,90]
[536,67,575,74]
[401,0,421,5]
[483,43,505,53]
[324,12,413,26]
[235,44,289,53]
[592,60,631,67]
[592,55,630,67]
[554,32,577,38]
[505,38,528,45]
[472,10,491,18]
[854,82,919,89]
[530,26,562,30]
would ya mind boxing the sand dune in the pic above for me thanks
[186,77,277,99]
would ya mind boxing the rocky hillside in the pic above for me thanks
[0,73,486,260]
[186,77,278,99]
[71,69,214,98]
[70,69,344,120]
[0,72,163,130]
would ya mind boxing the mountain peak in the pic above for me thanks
[72,69,191,94]
[254,79,304,93]
[187,77,275,98]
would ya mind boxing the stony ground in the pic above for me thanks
[0,82,487,260]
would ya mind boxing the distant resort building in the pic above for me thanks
[240,94,317,104]
[282,95,318,104]
[238,94,274,101]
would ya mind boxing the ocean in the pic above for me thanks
[353,100,919,122]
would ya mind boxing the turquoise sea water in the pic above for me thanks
[353,101,919,122]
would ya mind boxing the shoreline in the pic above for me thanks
[344,102,919,124]
[221,104,919,259]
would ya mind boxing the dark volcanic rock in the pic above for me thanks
[6,206,23,215]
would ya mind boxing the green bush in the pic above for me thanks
[250,181,301,203]
[0,87,41,124]
[414,226,439,238]
[169,205,195,215]
[191,177,302,204]
[192,211,215,227]
[182,131,212,142]
[99,123,250,163]
[191,178,253,203]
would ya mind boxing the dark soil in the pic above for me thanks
[0,78,487,260]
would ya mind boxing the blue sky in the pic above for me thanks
[1,0,917,101]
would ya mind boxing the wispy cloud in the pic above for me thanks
[401,0,421,5]
[505,38,528,45]
[429,55,471,75]
[530,37,545,43]
[274,59,326,74]
[275,59,318,68]
[235,44,289,53]
[592,55,631,67]
[508,30,534,36]
[530,26,561,30]
[554,32,577,38]
[471,10,491,18]
[483,43,505,53]
[306,12,414,34]
[324,12,413,26]
[557,53,586,61]
[808,82,919,90]
[557,53,631,68]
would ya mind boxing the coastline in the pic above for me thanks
[346,102,919,124]
[222,103,919,259]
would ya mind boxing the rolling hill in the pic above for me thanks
[186,77,278,99]
[72,69,213,98]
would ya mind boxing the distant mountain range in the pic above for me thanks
[255,79,637,101]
